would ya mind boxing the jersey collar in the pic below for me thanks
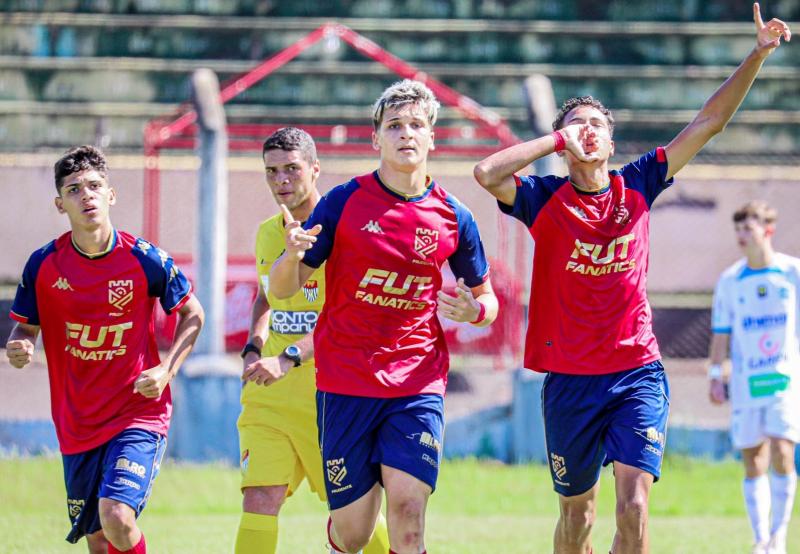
[71,229,118,259]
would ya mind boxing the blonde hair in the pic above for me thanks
[372,79,440,130]
[733,200,777,226]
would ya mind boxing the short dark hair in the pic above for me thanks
[733,200,777,225]
[552,96,615,136]
[54,145,108,192]
[262,127,317,165]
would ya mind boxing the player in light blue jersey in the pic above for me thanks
[709,200,800,554]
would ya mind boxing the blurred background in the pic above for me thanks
[0,0,799,463]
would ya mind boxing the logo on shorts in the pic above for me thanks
[408,432,441,453]
[414,228,439,259]
[115,457,146,478]
[550,453,567,479]
[326,457,348,488]
[636,426,666,456]
[241,449,249,474]
[302,280,319,303]
[67,498,84,519]
[108,280,134,314]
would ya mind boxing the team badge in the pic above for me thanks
[303,280,319,303]
[757,284,768,298]
[414,228,439,259]
[567,205,587,219]
[108,280,134,313]
[326,458,348,487]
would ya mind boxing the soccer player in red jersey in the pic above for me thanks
[6,145,204,554]
[473,4,790,554]
[271,80,499,554]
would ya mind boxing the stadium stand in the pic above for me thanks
[0,0,797,162]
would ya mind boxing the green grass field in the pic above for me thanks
[2,455,798,553]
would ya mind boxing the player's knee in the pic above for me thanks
[242,485,287,515]
[85,531,108,554]
[98,500,136,540]
[560,502,596,533]
[338,530,372,553]
[389,495,426,526]
[615,496,648,531]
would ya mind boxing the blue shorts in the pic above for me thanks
[542,361,670,497]
[62,428,167,543]
[317,391,444,510]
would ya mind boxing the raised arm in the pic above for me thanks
[474,125,601,205]
[664,3,791,180]
[270,203,319,299]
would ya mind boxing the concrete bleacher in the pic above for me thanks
[0,1,797,158]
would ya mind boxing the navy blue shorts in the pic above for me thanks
[542,361,670,497]
[317,391,444,510]
[62,428,167,543]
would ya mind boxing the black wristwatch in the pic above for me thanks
[240,342,261,359]
[281,344,302,367]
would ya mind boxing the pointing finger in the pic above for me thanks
[754,3,764,29]
[280,203,295,226]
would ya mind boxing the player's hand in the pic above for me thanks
[6,339,34,369]
[709,378,728,405]
[559,125,603,163]
[242,355,291,386]
[281,203,322,262]
[437,278,481,323]
[134,364,170,399]
[754,2,791,55]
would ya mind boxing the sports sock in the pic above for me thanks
[744,475,771,544]
[769,471,797,539]
[363,512,390,554]
[108,533,146,553]
[235,512,278,554]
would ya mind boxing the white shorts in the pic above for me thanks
[730,398,800,450]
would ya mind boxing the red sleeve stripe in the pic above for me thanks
[513,174,522,188]
[9,311,29,324]
[168,291,193,313]
[656,147,667,163]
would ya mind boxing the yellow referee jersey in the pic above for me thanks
[239,212,326,417]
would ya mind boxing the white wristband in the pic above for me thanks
[708,364,723,380]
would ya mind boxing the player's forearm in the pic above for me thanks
[694,48,769,138]
[162,297,204,378]
[8,323,38,345]
[269,253,304,299]
[247,292,270,349]
[473,292,499,328]
[293,330,315,362]
[708,333,730,366]
[474,134,560,191]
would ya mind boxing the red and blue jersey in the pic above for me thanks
[302,171,490,398]
[10,230,192,454]
[500,148,673,375]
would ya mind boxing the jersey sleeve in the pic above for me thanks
[497,174,555,228]
[9,242,54,326]
[711,275,733,334]
[446,195,490,287]
[302,180,359,269]
[132,238,192,314]
[619,147,675,208]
